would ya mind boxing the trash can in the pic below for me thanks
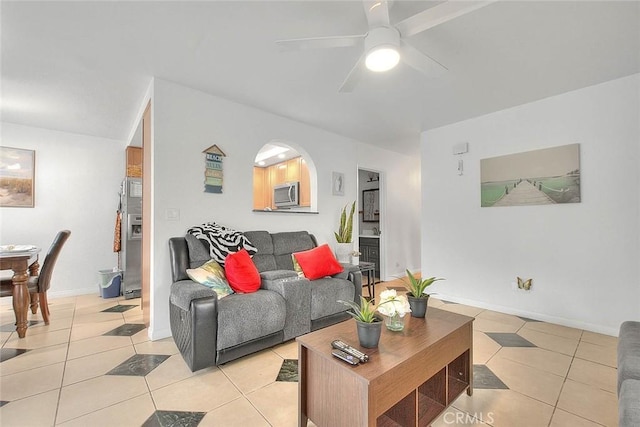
[98,269,122,298]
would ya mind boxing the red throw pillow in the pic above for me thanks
[293,244,344,280]
[224,249,261,293]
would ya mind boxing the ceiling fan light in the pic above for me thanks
[365,46,399,72]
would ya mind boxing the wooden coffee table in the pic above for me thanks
[297,307,473,427]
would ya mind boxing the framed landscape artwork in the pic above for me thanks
[481,143,580,208]
[0,147,35,208]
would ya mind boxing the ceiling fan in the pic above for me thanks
[276,0,496,92]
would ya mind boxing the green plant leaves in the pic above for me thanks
[336,201,356,243]
[406,269,445,298]
[338,296,378,323]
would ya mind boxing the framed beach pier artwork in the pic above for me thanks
[0,146,35,208]
[481,143,580,208]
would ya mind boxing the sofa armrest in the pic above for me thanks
[261,274,311,340]
[170,280,218,311]
[339,263,360,274]
[619,321,640,394]
[169,280,219,372]
[335,264,363,304]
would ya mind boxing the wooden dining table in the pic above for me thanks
[0,246,41,338]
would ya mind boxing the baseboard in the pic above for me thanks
[50,287,100,299]
[0,287,99,306]
[432,293,619,337]
[149,326,172,341]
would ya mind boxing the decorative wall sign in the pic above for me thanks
[481,143,580,207]
[202,145,225,194]
[332,172,344,196]
[0,146,35,208]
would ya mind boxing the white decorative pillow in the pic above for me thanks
[186,259,234,299]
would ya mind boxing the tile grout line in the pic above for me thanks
[53,296,142,425]
[218,363,271,425]
[53,294,76,426]
[546,329,590,427]
[3,293,619,427]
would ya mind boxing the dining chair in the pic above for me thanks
[0,230,71,325]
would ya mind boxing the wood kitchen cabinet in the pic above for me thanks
[253,156,311,210]
[126,146,142,177]
[271,163,286,187]
[286,157,300,182]
[299,158,310,207]
[253,166,268,210]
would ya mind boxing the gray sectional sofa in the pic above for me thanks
[168,230,362,371]
[618,321,640,427]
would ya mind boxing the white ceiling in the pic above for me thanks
[2,1,639,155]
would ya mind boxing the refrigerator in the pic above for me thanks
[120,177,142,299]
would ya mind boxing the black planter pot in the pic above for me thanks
[407,294,430,318]
[355,317,383,348]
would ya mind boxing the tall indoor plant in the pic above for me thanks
[405,269,445,318]
[334,201,356,262]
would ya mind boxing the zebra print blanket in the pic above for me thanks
[187,222,257,265]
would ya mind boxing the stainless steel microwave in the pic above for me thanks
[274,182,300,208]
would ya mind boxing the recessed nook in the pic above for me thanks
[252,141,318,213]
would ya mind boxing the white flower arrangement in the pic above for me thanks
[376,289,411,317]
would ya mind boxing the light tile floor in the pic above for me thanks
[0,279,619,426]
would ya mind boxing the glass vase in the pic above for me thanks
[385,313,404,331]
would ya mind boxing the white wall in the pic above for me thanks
[149,79,421,338]
[0,123,126,297]
[421,74,640,336]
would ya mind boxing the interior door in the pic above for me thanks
[357,168,384,281]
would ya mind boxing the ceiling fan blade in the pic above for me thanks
[339,54,366,93]
[400,40,447,77]
[396,0,497,38]
[276,35,364,52]
[362,0,390,28]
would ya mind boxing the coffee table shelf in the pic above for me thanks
[376,350,471,427]
[298,308,474,427]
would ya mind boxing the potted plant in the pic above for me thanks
[334,201,356,263]
[350,250,361,265]
[339,290,412,347]
[338,296,383,348]
[405,269,445,318]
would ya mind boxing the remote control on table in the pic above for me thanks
[331,349,360,365]
[332,340,369,363]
